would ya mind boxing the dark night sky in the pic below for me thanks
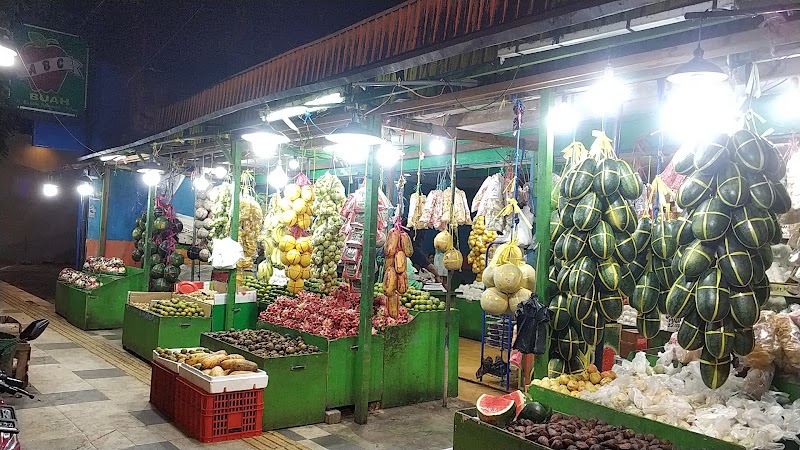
[18,0,406,103]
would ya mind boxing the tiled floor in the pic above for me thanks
[0,281,491,450]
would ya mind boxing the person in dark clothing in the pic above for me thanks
[410,232,443,283]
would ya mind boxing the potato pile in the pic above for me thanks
[480,241,536,315]
[280,182,314,230]
[383,228,413,318]
[278,235,313,294]
[311,173,346,292]
[467,216,497,280]
[156,348,259,376]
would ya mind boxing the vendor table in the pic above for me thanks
[55,267,146,330]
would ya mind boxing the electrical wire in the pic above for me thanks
[444,63,522,113]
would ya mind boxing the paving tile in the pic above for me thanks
[86,376,151,403]
[35,342,81,350]
[118,400,154,412]
[88,429,136,450]
[170,438,252,450]
[19,436,93,450]
[5,386,50,409]
[313,434,363,448]
[131,408,169,426]
[292,424,331,439]
[148,422,190,441]
[28,364,94,394]
[127,442,180,450]
[17,405,85,442]
[30,330,73,344]
[29,355,59,365]
[296,440,329,450]
[117,425,170,445]
[92,330,120,336]
[104,332,124,340]
[45,348,116,370]
[57,400,145,441]
[278,429,306,441]
[45,388,109,406]
[73,368,127,379]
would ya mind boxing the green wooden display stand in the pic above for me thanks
[454,409,548,450]
[122,303,212,361]
[381,309,459,408]
[527,385,744,450]
[210,302,258,331]
[54,267,146,330]
[257,322,384,409]
[454,296,483,341]
[200,332,328,431]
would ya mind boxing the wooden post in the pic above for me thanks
[98,167,111,257]
[225,140,242,330]
[532,88,555,380]
[355,132,379,425]
[142,185,157,291]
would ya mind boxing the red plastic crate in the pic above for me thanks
[173,377,263,443]
[150,362,177,418]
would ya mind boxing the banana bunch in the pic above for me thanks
[237,195,263,272]
[260,194,287,269]
[467,216,497,280]
[257,260,273,281]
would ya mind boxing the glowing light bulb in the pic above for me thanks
[142,170,162,186]
[193,175,209,191]
[42,183,59,197]
[269,164,288,189]
[288,159,300,170]
[429,138,446,155]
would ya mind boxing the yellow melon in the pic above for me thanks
[299,253,311,268]
[301,185,314,201]
[443,248,463,271]
[287,278,304,293]
[509,288,532,312]
[278,235,296,252]
[282,210,297,226]
[480,288,509,315]
[286,264,303,280]
[482,265,496,288]
[494,263,522,294]
[285,184,301,201]
[285,249,301,265]
[301,267,311,279]
[519,264,536,292]
[434,231,453,252]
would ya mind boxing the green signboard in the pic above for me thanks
[11,24,88,117]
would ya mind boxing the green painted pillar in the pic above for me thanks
[98,167,111,257]
[355,141,379,425]
[533,89,555,379]
[225,140,242,330]
[142,184,156,291]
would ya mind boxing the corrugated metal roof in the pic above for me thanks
[152,0,580,132]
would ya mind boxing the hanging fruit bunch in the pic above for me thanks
[236,172,263,277]
[547,133,644,378]
[467,216,498,280]
[310,172,346,292]
[473,174,506,231]
[383,226,413,318]
[208,182,232,242]
[480,238,536,316]
[188,183,214,263]
[280,174,314,231]
[665,129,790,389]
[260,193,287,272]
[407,191,427,229]
[131,197,186,292]
[278,232,313,294]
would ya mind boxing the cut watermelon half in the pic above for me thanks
[502,390,526,419]
[476,394,516,427]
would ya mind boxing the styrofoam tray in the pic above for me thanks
[178,363,268,394]
[151,347,208,373]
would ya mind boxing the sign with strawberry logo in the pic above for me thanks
[10,24,88,117]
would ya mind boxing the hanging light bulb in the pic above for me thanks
[662,81,737,144]
[242,130,289,158]
[548,101,580,135]
[193,174,210,191]
[429,138,446,155]
[0,31,17,68]
[42,182,59,197]
[585,65,629,117]
[142,170,162,186]
[76,176,94,197]
[325,116,384,147]
[377,143,400,167]
[288,158,300,170]
[269,162,288,189]
[667,23,727,86]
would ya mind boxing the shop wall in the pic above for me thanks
[0,134,80,264]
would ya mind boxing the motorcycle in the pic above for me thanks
[0,319,49,450]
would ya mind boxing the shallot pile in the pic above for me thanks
[258,285,412,339]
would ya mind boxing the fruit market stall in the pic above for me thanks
[55,260,146,330]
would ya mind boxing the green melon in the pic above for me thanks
[729,289,760,328]
[618,265,637,297]
[564,158,597,199]
[618,159,644,200]
[665,275,696,319]
[653,256,676,289]
[731,205,770,249]
[674,214,695,246]
[598,289,623,321]
[562,228,589,263]
[636,308,661,339]
[571,288,596,322]
[632,217,652,255]
[589,221,616,260]
[699,349,732,389]
[573,192,602,231]
[554,234,567,260]
[555,326,581,360]
[771,181,792,215]
[556,265,571,293]
[671,246,685,278]
[679,240,716,280]
[691,197,731,242]
[717,236,754,288]
[762,138,786,179]
[547,357,585,378]
[677,312,704,351]
[614,230,637,264]
[593,158,620,197]
[549,294,571,330]
[753,274,770,307]
[731,129,765,174]
[597,259,622,291]
[580,309,605,346]
[652,220,677,259]
[559,197,578,228]
[568,256,597,295]
[696,268,731,323]
[716,163,749,208]
[677,171,714,209]
[605,195,633,232]
[694,135,730,174]
[631,272,659,314]
[705,318,735,360]
[672,145,697,175]
[150,263,165,279]
[769,212,782,244]
[748,173,775,211]
[629,252,648,281]
[733,327,755,357]
[550,210,566,243]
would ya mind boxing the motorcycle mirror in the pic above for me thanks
[19,319,49,341]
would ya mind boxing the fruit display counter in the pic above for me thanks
[55,266,146,330]
[122,292,213,361]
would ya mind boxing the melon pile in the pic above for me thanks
[467,216,497,280]
[658,130,791,389]
[548,135,644,377]
[279,234,313,294]
[480,241,535,315]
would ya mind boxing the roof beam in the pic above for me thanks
[383,118,535,151]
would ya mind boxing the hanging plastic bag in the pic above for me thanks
[516,205,535,248]
[512,294,550,354]
[210,237,244,269]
